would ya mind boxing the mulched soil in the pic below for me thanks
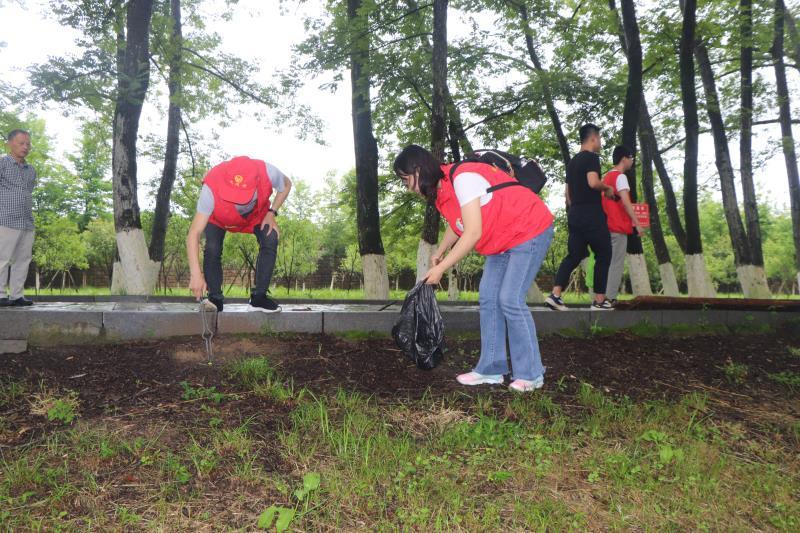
[2,324,799,447]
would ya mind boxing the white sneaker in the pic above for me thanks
[456,371,504,386]
[509,376,544,392]
[544,294,568,311]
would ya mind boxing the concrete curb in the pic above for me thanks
[0,303,797,352]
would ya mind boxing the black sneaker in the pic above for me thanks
[591,299,614,311]
[9,297,33,307]
[0,298,9,307]
[207,296,224,312]
[248,291,280,313]
[544,293,568,311]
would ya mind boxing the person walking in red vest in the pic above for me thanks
[393,145,554,392]
[186,156,292,312]
[602,146,647,305]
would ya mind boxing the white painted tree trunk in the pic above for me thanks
[447,269,459,301]
[362,253,389,299]
[685,253,716,297]
[658,262,680,296]
[736,265,771,299]
[627,253,653,296]
[796,272,800,295]
[416,239,438,282]
[526,280,544,304]
[112,229,159,295]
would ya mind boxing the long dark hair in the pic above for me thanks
[392,144,444,200]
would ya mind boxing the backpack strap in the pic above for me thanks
[448,161,466,180]
[486,181,524,193]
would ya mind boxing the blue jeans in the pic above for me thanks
[474,226,554,380]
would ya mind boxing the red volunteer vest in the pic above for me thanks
[435,162,554,255]
[203,157,273,233]
[602,170,634,234]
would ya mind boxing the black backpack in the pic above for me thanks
[448,149,548,195]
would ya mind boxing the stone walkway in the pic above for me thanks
[0,301,797,354]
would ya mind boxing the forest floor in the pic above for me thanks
[1,323,799,530]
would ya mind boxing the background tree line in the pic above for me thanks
[1,0,799,298]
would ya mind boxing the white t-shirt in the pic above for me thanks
[614,173,630,192]
[453,172,493,207]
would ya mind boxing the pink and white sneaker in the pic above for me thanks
[456,372,504,386]
[509,376,545,392]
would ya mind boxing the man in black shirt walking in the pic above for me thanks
[545,124,615,311]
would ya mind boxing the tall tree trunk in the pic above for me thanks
[739,0,765,268]
[784,5,800,73]
[446,86,473,161]
[639,126,680,296]
[418,0,448,282]
[149,0,182,264]
[348,0,389,299]
[695,39,769,297]
[519,4,570,166]
[773,0,800,292]
[111,0,157,295]
[679,0,715,296]
[640,97,688,253]
[616,0,651,294]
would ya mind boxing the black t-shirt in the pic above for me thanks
[566,150,602,206]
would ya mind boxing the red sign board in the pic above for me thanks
[633,203,650,228]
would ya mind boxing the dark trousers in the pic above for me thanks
[203,222,279,299]
[554,204,612,295]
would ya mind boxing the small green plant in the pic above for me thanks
[787,346,800,358]
[116,505,141,526]
[719,359,748,385]
[768,371,800,390]
[180,381,228,404]
[335,330,387,342]
[257,472,320,531]
[30,388,80,424]
[257,505,296,532]
[229,357,275,388]
[0,378,26,408]
[589,320,613,337]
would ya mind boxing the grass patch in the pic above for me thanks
[719,359,748,385]
[768,371,800,390]
[334,330,388,342]
[29,386,80,424]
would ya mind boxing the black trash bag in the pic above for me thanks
[391,281,445,370]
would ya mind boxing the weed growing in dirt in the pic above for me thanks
[29,387,80,424]
[0,378,25,408]
[768,371,800,390]
[179,381,228,404]
[228,357,298,401]
[787,346,800,357]
[719,359,748,384]
[335,331,388,342]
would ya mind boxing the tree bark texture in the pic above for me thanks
[112,0,154,233]
[347,0,385,258]
[618,0,644,257]
[679,0,703,255]
[772,0,800,276]
[149,0,183,263]
[739,0,765,267]
[695,40,753,267]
